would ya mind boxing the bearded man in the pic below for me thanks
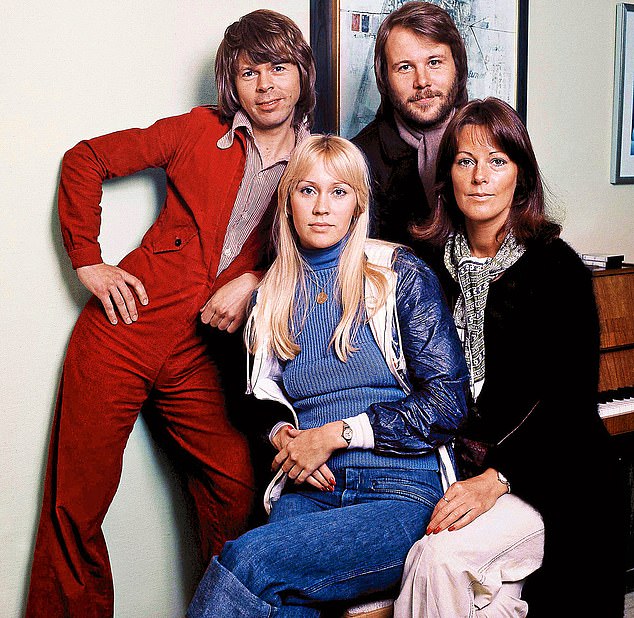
[352,1,468,256]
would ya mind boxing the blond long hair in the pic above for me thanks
[247,135,392,362]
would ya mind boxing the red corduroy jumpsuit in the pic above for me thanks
[26,106,271,617]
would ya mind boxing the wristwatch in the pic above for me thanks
[497,470,511,494]
[341,421,353,447]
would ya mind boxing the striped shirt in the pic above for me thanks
[216,110,309,275]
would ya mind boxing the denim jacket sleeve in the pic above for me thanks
[367,249,469,455]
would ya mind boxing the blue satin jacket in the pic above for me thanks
[248,241,469,456]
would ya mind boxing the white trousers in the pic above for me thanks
[394,494,545,618]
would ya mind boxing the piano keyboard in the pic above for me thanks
[598,388,634,419]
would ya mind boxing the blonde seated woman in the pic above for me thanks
[186,134,469,617]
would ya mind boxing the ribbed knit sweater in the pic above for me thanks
[282,239,438,471]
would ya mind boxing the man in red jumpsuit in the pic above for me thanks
[25,10,315,617]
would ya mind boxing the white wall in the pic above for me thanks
[2,1,633,617]
[527,0,633,262]
[0,2,308,617]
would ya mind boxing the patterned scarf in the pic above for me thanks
[444,231,525,398]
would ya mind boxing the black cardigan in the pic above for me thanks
[441,238,625,617]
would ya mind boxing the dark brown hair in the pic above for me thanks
[374,1,468,108]
[414,97,561,246]
[215,10,316,127]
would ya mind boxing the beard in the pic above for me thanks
[389,77,459,131]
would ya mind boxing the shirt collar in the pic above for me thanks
[217,110,311,164]
[217,110,254,150]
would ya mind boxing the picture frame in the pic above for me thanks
[610,3,634,184]
[310,0,529,138]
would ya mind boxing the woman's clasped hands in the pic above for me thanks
[271,422,348,491]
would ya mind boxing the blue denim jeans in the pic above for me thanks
[187,466,442,618]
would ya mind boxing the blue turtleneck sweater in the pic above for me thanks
[282,238,438,471]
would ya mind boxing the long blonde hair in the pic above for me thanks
[247,135,392,362]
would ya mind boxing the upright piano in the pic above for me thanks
[594,265,634,434]
[593,265,634,591]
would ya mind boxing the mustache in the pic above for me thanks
[409,89,443,103]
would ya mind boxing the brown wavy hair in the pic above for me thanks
[374,1,468,109]
[413,97,561,247]
[215,10,316,127]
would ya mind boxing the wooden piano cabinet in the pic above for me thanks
[592,266,634,592]
[592,266,634,436]
[604,413,634,436]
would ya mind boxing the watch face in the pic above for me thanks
[497,471,511,493]
[343,427,353,440]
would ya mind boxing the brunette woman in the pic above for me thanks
[395,97,624,618]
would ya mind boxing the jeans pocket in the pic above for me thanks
[370,470,441,507]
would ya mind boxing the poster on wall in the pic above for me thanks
[611,3,634,184]
[310,0,528,138]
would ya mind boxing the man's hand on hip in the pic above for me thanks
[77,263,148,325]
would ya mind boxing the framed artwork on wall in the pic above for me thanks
[310,0,529,138]
[611,3,634,184]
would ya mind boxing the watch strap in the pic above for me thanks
[497,470,511,494]
[341,420,353,446]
